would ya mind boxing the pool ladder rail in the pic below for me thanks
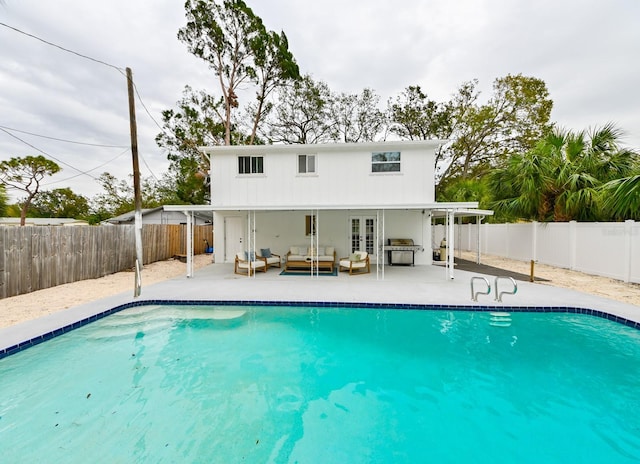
[494,276,517,302]
[470,276,518,302]
[470,276,491,302]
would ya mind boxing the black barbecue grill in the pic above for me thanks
[384,238,422,265]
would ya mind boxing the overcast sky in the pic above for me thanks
[1,0,639,202]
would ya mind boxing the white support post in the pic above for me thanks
[475,216,482,264]
[252,210,257,279]
[186,211,193,278]
[314,209,319,278]
[246,211,252,278]
[447,209,455,279]
[381,209,386,280]
[375,210,379,280]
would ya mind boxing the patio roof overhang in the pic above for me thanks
[431,208,494,218]
[163,201,481,213]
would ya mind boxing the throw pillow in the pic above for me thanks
[350,252,361,261]
[260,248,272,258]
[290,246,299,255]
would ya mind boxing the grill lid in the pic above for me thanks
[388,238,414,246]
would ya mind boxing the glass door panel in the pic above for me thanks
[349,216,376,259]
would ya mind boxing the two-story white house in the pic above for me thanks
[166,140,489,278]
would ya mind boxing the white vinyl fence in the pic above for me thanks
[433,220,639,284]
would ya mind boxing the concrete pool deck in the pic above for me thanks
[2,262,640,354]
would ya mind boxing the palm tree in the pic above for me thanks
[490,124,638,221]
[602,174,640,220]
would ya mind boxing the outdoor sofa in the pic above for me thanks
[285,246,336,272]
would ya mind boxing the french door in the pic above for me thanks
[349,216,376,258]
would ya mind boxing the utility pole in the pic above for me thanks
[127,67,143,297]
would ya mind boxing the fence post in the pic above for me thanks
[569,221,577,271]
[624,220,634,283]
[531,221,538,262]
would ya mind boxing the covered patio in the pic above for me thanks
[164,203,493,281]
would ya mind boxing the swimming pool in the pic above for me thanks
[1,303,640,462]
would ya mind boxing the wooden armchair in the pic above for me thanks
[257,248,281,270]
[234,252,267,276]
[338,251,370,275]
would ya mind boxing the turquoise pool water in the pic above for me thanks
[1,304,640,463]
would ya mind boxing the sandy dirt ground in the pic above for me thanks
[0,254,213,329]
[1,253,639,329]
[460,251,640,307]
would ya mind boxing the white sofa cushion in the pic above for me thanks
[339,259,367,268]
[237,260,265,269]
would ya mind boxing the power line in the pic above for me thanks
[1,22,165,182]
[0,22,124,72]
[0,124,128,148]
[0,127,99,179]
[44,148,130,187]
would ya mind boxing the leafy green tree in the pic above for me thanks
[437,178,495,223]
[0,155,61,225]
[156,85,226,204]
[178,0,299,145]
[27,188,89,219]
[0,184,8,217]
[388,85,454,141]
[389,76,553,192]
[490,124,638,221]
[89,173,179,221]
[245,29,300,143]
[388,84,458,186]
[90,173,134,218]
[444,74,553,187]
[263,74,337,144]
[331,88,388,142]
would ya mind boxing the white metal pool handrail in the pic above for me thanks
[470,276,491,301]
[494,276,518,302]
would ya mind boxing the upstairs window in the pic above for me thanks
[371,151,401,173]
[298,154,316,174]
[238,156,263,174]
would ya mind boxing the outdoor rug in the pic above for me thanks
[279,268,338,276]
